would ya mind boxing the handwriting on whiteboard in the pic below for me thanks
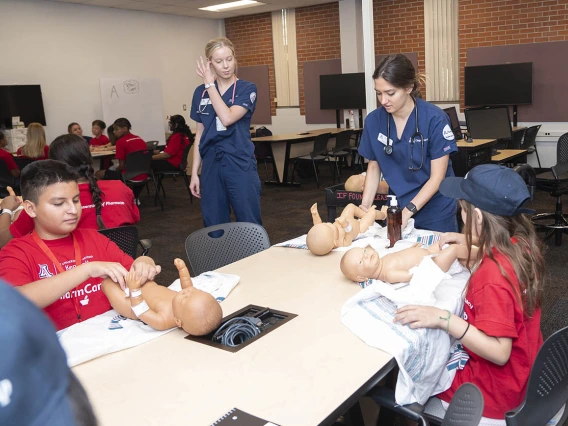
[123,80,139,95]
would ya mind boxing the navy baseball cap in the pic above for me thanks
[440,164,535,216]
[0,281,76,426]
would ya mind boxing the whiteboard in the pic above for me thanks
[100,78,165,144]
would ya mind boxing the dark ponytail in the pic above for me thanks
[373,54,425,99]
[49,134,107,230]
[168,115,194,146]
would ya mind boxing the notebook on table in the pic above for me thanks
[210,408,279,426]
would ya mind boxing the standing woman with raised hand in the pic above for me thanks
[358,54,458,232]
[189,37,262,227]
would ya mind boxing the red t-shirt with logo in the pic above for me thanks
[10,180,140,238]
[437,246,543,419]
[16,145,50,160]
[164,133,190,168]
[115,133,148,181]
[90,135,110,147]
[0,148,19,171]
[0,229,133,330]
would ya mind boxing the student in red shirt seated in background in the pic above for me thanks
[68,122,92,144]
[17,123,50,160]
[0,134,140,248]
[0,130,20,178]
[151,114,193,172]
[0,159,159,330]
[89,119,111,149]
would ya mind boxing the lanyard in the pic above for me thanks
[198,75,237,114]
[32,231,83,321]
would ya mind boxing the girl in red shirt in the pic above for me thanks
[17,123,49,160]
[151,115,193,172]
[394,164,545,423]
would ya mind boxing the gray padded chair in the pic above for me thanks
[369,382,484,426]
[185,222,270,276]
[504,326,568,426]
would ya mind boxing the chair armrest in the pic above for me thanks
[367,386,429,425]
[138,239,152,256]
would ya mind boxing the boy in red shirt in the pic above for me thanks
[0,160,160,330]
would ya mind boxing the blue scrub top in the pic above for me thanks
[190,80,257,170]
[358,98,458,228]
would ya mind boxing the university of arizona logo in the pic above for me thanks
[0,379,12,407]
[38,264,54,279]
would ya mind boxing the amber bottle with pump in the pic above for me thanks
[387,195,402,248]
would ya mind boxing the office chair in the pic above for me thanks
[513,164,536,201]
[154,143,193,204]
[123,150,163,210]
[531,132,568,246]
[0,160,16,197]
[521,125,542,169]
[145,140,159,150]
[98,226,152,259]
[328,130,352,182]
[292,132,334,188]
[369,383,484,426]
[185,222,270,276]
[509,128,527,150]
[504,325,568,426]
[13,157,35,172]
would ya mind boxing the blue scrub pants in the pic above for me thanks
[200,151,262,227]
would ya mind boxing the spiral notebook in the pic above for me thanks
[210,408,279,426]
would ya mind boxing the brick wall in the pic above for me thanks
[296,2,341,115]
[459,0,568,109]
[373,0,426,98]
[225,13,277,116]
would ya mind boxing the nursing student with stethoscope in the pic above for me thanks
[189,37,262,227]
[358,54,458,233]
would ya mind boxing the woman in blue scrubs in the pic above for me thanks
[190,37,262,227]
[358,54,458,232]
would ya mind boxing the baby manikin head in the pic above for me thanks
[340,246,382,282]
[306,223,336,255]
[172,287,222,336]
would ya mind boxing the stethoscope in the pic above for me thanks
[197,75,237,115]
[384,98,425,171]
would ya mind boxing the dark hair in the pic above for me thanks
[0,130,5,143]
[373,54,423,98]
[49,134,106,229]
[21,160,80,204]
[67,371,98,426]
[92,120,106,131]
[168,115,194,146]
[68,122,80,134]
[107,125,117,145]
[113,118,131,130]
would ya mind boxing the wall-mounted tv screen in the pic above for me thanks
[0,85,46,129]
[320,73,366,110]
[464,62,533,107]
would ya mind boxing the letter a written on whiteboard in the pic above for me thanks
[111,86,119,98]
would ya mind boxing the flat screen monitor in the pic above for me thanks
[464,62,533,107]
[443,107,461,139]
[465,106,512,141]
[0,85,46,129]
[320,73,366,110]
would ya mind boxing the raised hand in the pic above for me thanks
[196,56,216,85]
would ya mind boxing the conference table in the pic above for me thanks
[491,149,528,164]
[72,247,396,426]
[91,149,116,169]
[252,128,361,186]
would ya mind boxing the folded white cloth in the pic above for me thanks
[341,251,469,405]
[59,272,240,367]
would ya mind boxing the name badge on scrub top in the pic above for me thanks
[200,98,211,106]
[216,117,227,131]
[377,133,392,146]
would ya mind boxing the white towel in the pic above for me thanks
[58,272,240,367]
[341,253,469,405]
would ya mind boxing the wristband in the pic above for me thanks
[0,208,13,218]
[131,300,149,318]
[130,289,142,298]
[204,83,215,89]
[439,310,451,334]
[457,322,470,340]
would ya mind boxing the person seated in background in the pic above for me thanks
[0,159,159,330]
[151,114,193,172]
[0,134,140,248]
[0,130,21,177]
[89,119,111,149]
[103,258,222,336]
[95,118,148,201]
[68,122,92,143]
[340,242,471,284]
[17,123,49,160]
[0,280,98,426]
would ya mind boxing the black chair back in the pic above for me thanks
[509,128,527,150]
[99,226,139,258]
[311,133,332,158]
[441,383,484,426]
[0,160,14,186]
[185,222,270,276]
[513,164,537,200]
[521,125,541,150]
[333,130,353,153]
[180,143,192,171]
[504,326,568,426]
[146,141,159,150]
[123,150,152,181]
[14,157,35,171]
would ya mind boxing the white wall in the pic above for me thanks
[0,0,224,143]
